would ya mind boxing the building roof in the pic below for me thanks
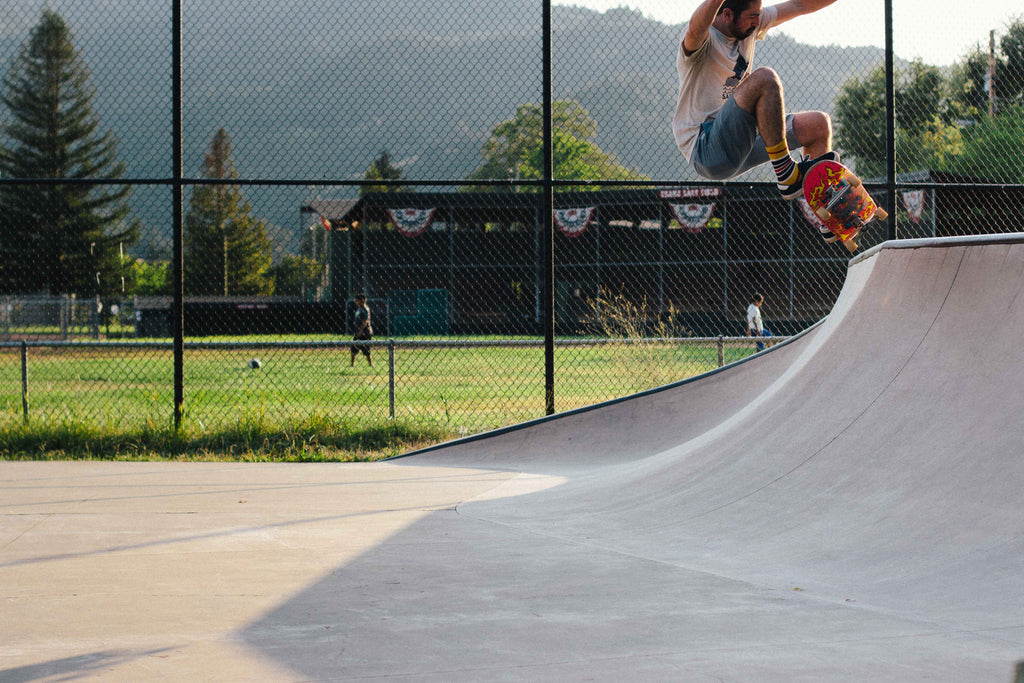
[301,198,360,222]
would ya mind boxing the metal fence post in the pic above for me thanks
[884,0,898,240]
[388,339,396,419]
[717,335,725,367]
[542,0,555,416]
[20,340,29,423]
[172,0,184,431]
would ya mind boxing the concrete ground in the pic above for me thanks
[3,235,1024,681]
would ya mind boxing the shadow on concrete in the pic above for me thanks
[0,649,174,683]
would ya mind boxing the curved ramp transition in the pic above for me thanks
[251,234,1024,681]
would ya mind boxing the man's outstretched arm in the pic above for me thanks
[770,0,839,28]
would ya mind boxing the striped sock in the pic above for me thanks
[767,140,798,187]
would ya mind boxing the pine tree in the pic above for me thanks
[0,9,138,295]
[360,150,405,195]
[184,129,273,296]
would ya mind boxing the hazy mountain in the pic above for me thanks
[1,1,890,256]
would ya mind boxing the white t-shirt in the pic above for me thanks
[746,302,763,334]
[673,5,778,161]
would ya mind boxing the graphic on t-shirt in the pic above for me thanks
[722,54,749,99]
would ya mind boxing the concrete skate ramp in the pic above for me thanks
[244,235,1024,680]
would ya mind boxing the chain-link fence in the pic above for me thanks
[1,1,1022,441]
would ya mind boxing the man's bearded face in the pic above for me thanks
[728,5,761,40]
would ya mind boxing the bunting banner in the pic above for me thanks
[388,208,436,237]
[903,190,926,223]
[554,207,596,238]
[669,202,715,233]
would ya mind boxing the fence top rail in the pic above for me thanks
[0,336,790,351]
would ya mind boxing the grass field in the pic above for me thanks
[0,337,766,460]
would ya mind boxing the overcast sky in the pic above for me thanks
[558,0,1020,66]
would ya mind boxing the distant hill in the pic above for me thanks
[1,1,892,257]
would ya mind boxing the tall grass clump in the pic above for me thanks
[580,289,692,392]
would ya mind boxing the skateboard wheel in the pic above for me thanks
[814,207,831,221]
[848,174,862,187]
[843,239,859,253]
[875,208,889,220]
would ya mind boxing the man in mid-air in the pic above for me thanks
[674,0,839,215]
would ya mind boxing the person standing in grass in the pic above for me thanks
[746,292,772,351]
[351,293,373,367]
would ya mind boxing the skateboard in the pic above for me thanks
[802,160,888,252]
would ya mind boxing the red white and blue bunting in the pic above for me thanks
[388,208,437,237]
[554,207,596,238]
[669,202,715,233]
[902,190,926,223]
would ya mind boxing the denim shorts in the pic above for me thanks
[693,97,797,180]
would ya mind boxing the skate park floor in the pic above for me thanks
[2,235,1024,681]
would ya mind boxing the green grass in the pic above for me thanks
[0,338,762,460]
[0,414,454,461]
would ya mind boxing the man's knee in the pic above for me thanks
[747,67,783,93]
[733,67,783,113]
[793,110,833,147]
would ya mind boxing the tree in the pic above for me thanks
[519,128,646,187]
[129,259,170,296]
[948,48,990,121]
[360,150,404,195]
[465,100,648,190]
[949,19,1024,118]
[833,66,887,177]
[184,129,273,296]
[996,20,1024,106]
[957,103,1024,182]
[834,62,962,178]
[0,9,138,295]
[269,255,323,297]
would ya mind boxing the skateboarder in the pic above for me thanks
[673,0,839,206]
